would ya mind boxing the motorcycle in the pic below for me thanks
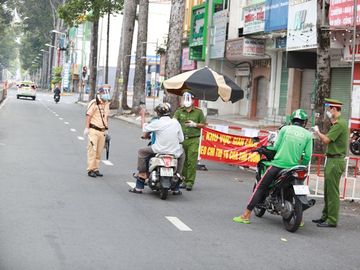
[147,154,181,200]
[252,146,315,232]
[350,130,360,155]
[54,94,60,104]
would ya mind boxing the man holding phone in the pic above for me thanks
[174,91,206,191]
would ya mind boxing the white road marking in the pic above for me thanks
[55,114,59,117]
[64,122,69,125]
[77,136,85,141]
[59,118,63,120]
[38,99,42,101]
[127,182,136,188]
[70,128,76,132]
[47,99,51,102]
[166,217,192,232]
[102,160,113,166]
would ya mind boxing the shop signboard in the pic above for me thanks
[276,37,287,48]
[226,38,265,60]
[210,10,228,59]
[286,0,317,51]
[243,38,265,56]
[182,47,197,71]
[343,37,360,62]
[329,0,360,28]
[243,2,265,34]
[264,0,288,32]
[189,4,207,60]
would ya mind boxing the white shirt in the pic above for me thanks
[143,116,184,158]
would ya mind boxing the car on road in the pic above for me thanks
[17,81,37,100]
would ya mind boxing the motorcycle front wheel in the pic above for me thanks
[282,196,303,233]
[350,141,360,155]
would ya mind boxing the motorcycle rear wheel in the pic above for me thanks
[350,141,360,155]
[282,196,303,233]
[159,187,168,200]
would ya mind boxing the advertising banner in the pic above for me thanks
[182,48,197,71]
[199,127,268,167]
[226,38,265,60]
[265,0,288,32]
[286,0,317,51]
[343,37,360,62]
[243,2,265,34]
[329,0,360,28]
[351,63,360,130]
[243,38,265,56]
[210,10,228,59]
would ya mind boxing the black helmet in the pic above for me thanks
[155,103,171,117]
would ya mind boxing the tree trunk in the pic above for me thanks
[120,0,137,110]
[110,20,124,109]
[164,0,186,111]
[132,0,149,113]
[89,18,99,100]
[314,0,331,153]
[105,6,110,84]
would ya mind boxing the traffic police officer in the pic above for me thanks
[174,91,206,191]
[84,84,111,178]
[312,98,348,228]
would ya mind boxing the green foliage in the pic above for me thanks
[51,66,62,85]
[58,0,124,27]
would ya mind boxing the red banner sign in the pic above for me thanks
[199,127,268,167]
[329,0,360,27]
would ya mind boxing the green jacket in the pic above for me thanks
[326,116,348,157]
[268,125,313,168]
[174,106,206,138]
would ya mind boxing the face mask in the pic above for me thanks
[326,110,332,119]
[101,93,110,101]
[183,93,193,108]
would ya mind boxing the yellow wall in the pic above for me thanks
[184,0,205,38]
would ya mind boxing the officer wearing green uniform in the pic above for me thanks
[174,91,206,191]
[312,98,348,228]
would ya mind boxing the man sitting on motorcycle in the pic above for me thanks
[129,103,185,194]
[233,109,313,224]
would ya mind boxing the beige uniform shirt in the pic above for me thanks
[86,98,110,129]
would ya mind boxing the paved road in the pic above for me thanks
[0,89,359,270]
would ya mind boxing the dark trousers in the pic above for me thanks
[247,166,282,211]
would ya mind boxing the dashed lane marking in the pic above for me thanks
[77,136,84,141]
[70,128,76,132]
[166,217,192,232]
[59,118,64,120]
[64,122,69,125]
[102,160,114,166]
[126,182,136,189]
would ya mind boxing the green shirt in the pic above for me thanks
[174,106,206,138]
[326,116,348,157]
[268,125,313,169]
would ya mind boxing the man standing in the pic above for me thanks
[312,98,348,228]
[174,91,206,191]
[84,84,111,178]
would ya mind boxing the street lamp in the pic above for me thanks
[45,43,56,48]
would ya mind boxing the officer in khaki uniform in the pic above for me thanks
[84,85,111,178]
[174,91,206,191]
[312,98,348,228]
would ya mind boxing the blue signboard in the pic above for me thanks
[264,0,288,32]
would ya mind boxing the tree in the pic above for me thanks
[132,0,149,112]
[164,0,185,111]
[314,0,331,153]
[58,0,124,100]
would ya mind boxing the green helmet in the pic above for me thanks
[291,109,308,121]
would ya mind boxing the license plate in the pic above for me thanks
[160,167,173,177]
[293,185,310,195]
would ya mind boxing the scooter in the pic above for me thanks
[54,94,60,104]
[147,154,180,200]
[350,130,360,155]
[251,146,315,232]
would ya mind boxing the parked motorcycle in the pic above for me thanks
[54,94,60,104]
[350,130,360,155]
[252,146,315,232]
[147,154,180,200]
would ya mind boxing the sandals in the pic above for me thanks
[172,190,182,195]
[233,216,251,224]
[129,188,143,194]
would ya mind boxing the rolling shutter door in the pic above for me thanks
[330,68,351,122]
[300,69,316,119]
